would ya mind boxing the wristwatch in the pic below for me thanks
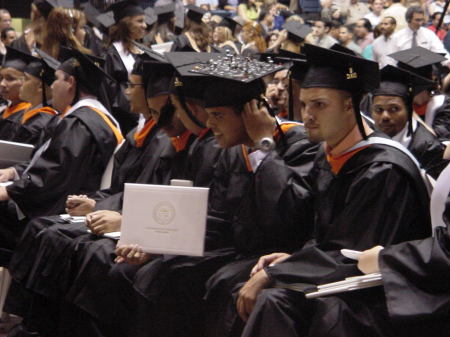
[258,137,275,152]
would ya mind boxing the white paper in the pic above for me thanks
[0,140,34,168]
[151,42,174,54]
[340,249,362,260]
[119,183,209,256]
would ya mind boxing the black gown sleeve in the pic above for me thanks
[11,113,55,146]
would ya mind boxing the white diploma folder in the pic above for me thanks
[119,183,209,256]
[0,140,34,168]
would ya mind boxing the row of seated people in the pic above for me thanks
[0,39,448,337]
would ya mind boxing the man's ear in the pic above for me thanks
[67,75,76,90]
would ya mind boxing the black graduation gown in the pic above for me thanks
[10,107,57,146]
[171,34,197,52]
[408,123,448,179]
[0,106,118,252]
[432,96,450,141]
[10,35,32,55]
[0,103,31,142]
[103,45,138,134]
[238,135,432,337]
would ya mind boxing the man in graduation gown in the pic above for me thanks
[112,54,319,337]
[307,162,450,337]
[370,65,448,179]
[0,47,123,256]
[0,47,32,140]
[232,44,432,337]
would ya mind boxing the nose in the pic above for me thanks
[381,109,391,120]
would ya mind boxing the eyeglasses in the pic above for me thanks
[126,82,145,88]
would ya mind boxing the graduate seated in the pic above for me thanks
[231,44,432,337]
[371,65,448,179]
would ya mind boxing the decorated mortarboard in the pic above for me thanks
[58,47,114,96]
[186,4,206,24]
[144,7,157,26]
[2,46,34,72]
[95,11,115,30]
[187,53,283,108]
[330,43,357,56]
[372,65,434,135]
[302,43,380,138]
[218,16,241,34]
[282,21,312,43]
[388,47,447,79]
[106,0,144,23]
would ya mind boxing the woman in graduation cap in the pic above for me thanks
[231,44,432,337]
[104,0,147,135]
[144,3,177,46]
[172,5,211,52]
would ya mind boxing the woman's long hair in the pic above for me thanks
[41,7,90,59]
[107,16,137,53]
[242,21,266,52]
[146,20,176,45]
[184,17,211,52]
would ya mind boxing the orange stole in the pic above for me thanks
[2,102,32,119]
[171,130,192,152]
[326,146,369,175]
[21,106,57,124]
[134,119,156,148]
[89,107,124,145]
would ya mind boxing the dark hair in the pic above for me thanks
[258,9,267,22]
[1,27,14,40]
[384,16,396,25]
[431,12,442,20]
[343,24,354,34]
[358,18,372,32]
[331,20,341,29]
[405,6,424,23]
[316,19,332,30]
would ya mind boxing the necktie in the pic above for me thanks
[412,31,418,47]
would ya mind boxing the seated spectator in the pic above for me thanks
[354,18,374,50]
[338,24,362,54]
[0,8,11,31]
[237,0,261,22]
[212,25,240,53]
[380,0,407,31]
[372,16,397,67]
[330,0,369,25]
[258,8,274,37]
[0,27,16,55]
[364,0,384,27]
[428,12,447,41]
[311,19,338,48]
[240,21,266,54]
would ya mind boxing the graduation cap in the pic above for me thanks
[95,11,115,31]
[106,0,144,23]
[154,3,175,23]
[218,16,241,35]
[186,5,206,24]
[372,65,434,135]
[33,0,74,18]
[144,7,157,27]
[283,21,312,44]
[301,43,380,138]
[29,48,60,86]
[83,2,102,28]
[279,9,294,19]
[388,47,447,80]
[330,43,357,56]
[131,41,167,76]
[58,47,114,96]
[2,46,31,72]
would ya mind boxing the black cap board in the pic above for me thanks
[218,16,241,34]
[330,43,357,56]
[33,0,74,18]
[283,21,312,43]
[142,58,174,98]
[301,43,380,138]
[131,41,168,76]
[96,11,115,30]
[186,5,206,24]
[28,48,60,86]
[2,46,31,72]
[83,2,102,28]
[106,0,144,23]
[388,46,447,79]
[155,3,175,22]
[58,47,114,96]
[131,41,168,63]
[144,7,157,26]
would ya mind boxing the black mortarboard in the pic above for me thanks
[186,5,206,24]
[331,43,357,56]
[218,16,241,34]
[131,41,167,76]
[187,54,283,108]
[33,0,74,18]
[131,41,168,63]
[302,43,380,138]
[2,46,31,72]
[58,47,114,96]
[96,11,115,31]
[144,7,157,26]
[388,47,447,79]
[155,3,175,23]
[283,21,312,43]
[143,59,174,98]
[372,65,434,135]
[28,48,60,86]
[83,2,101,28]
[107,0,144,23]
[279,10,294,19]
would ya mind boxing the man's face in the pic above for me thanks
[125,74,146,114]
[371,95,408,137]
[19,73,41,103]
[338,27,352,43]
[170,95,205,134]
[300,87,355,147]
[0,12,11,30]
[266,69,289,110]
[409,12,425,31]
[2,30,16,46]
[147,94,186,137]
[380,17,396,35]
[372,0,384,13]
[313,21,326,38]
[354,20,368,38]
[433,13,442,27]
[51,70,74,112]
[0,67,24,103]
[206,106,249,148]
